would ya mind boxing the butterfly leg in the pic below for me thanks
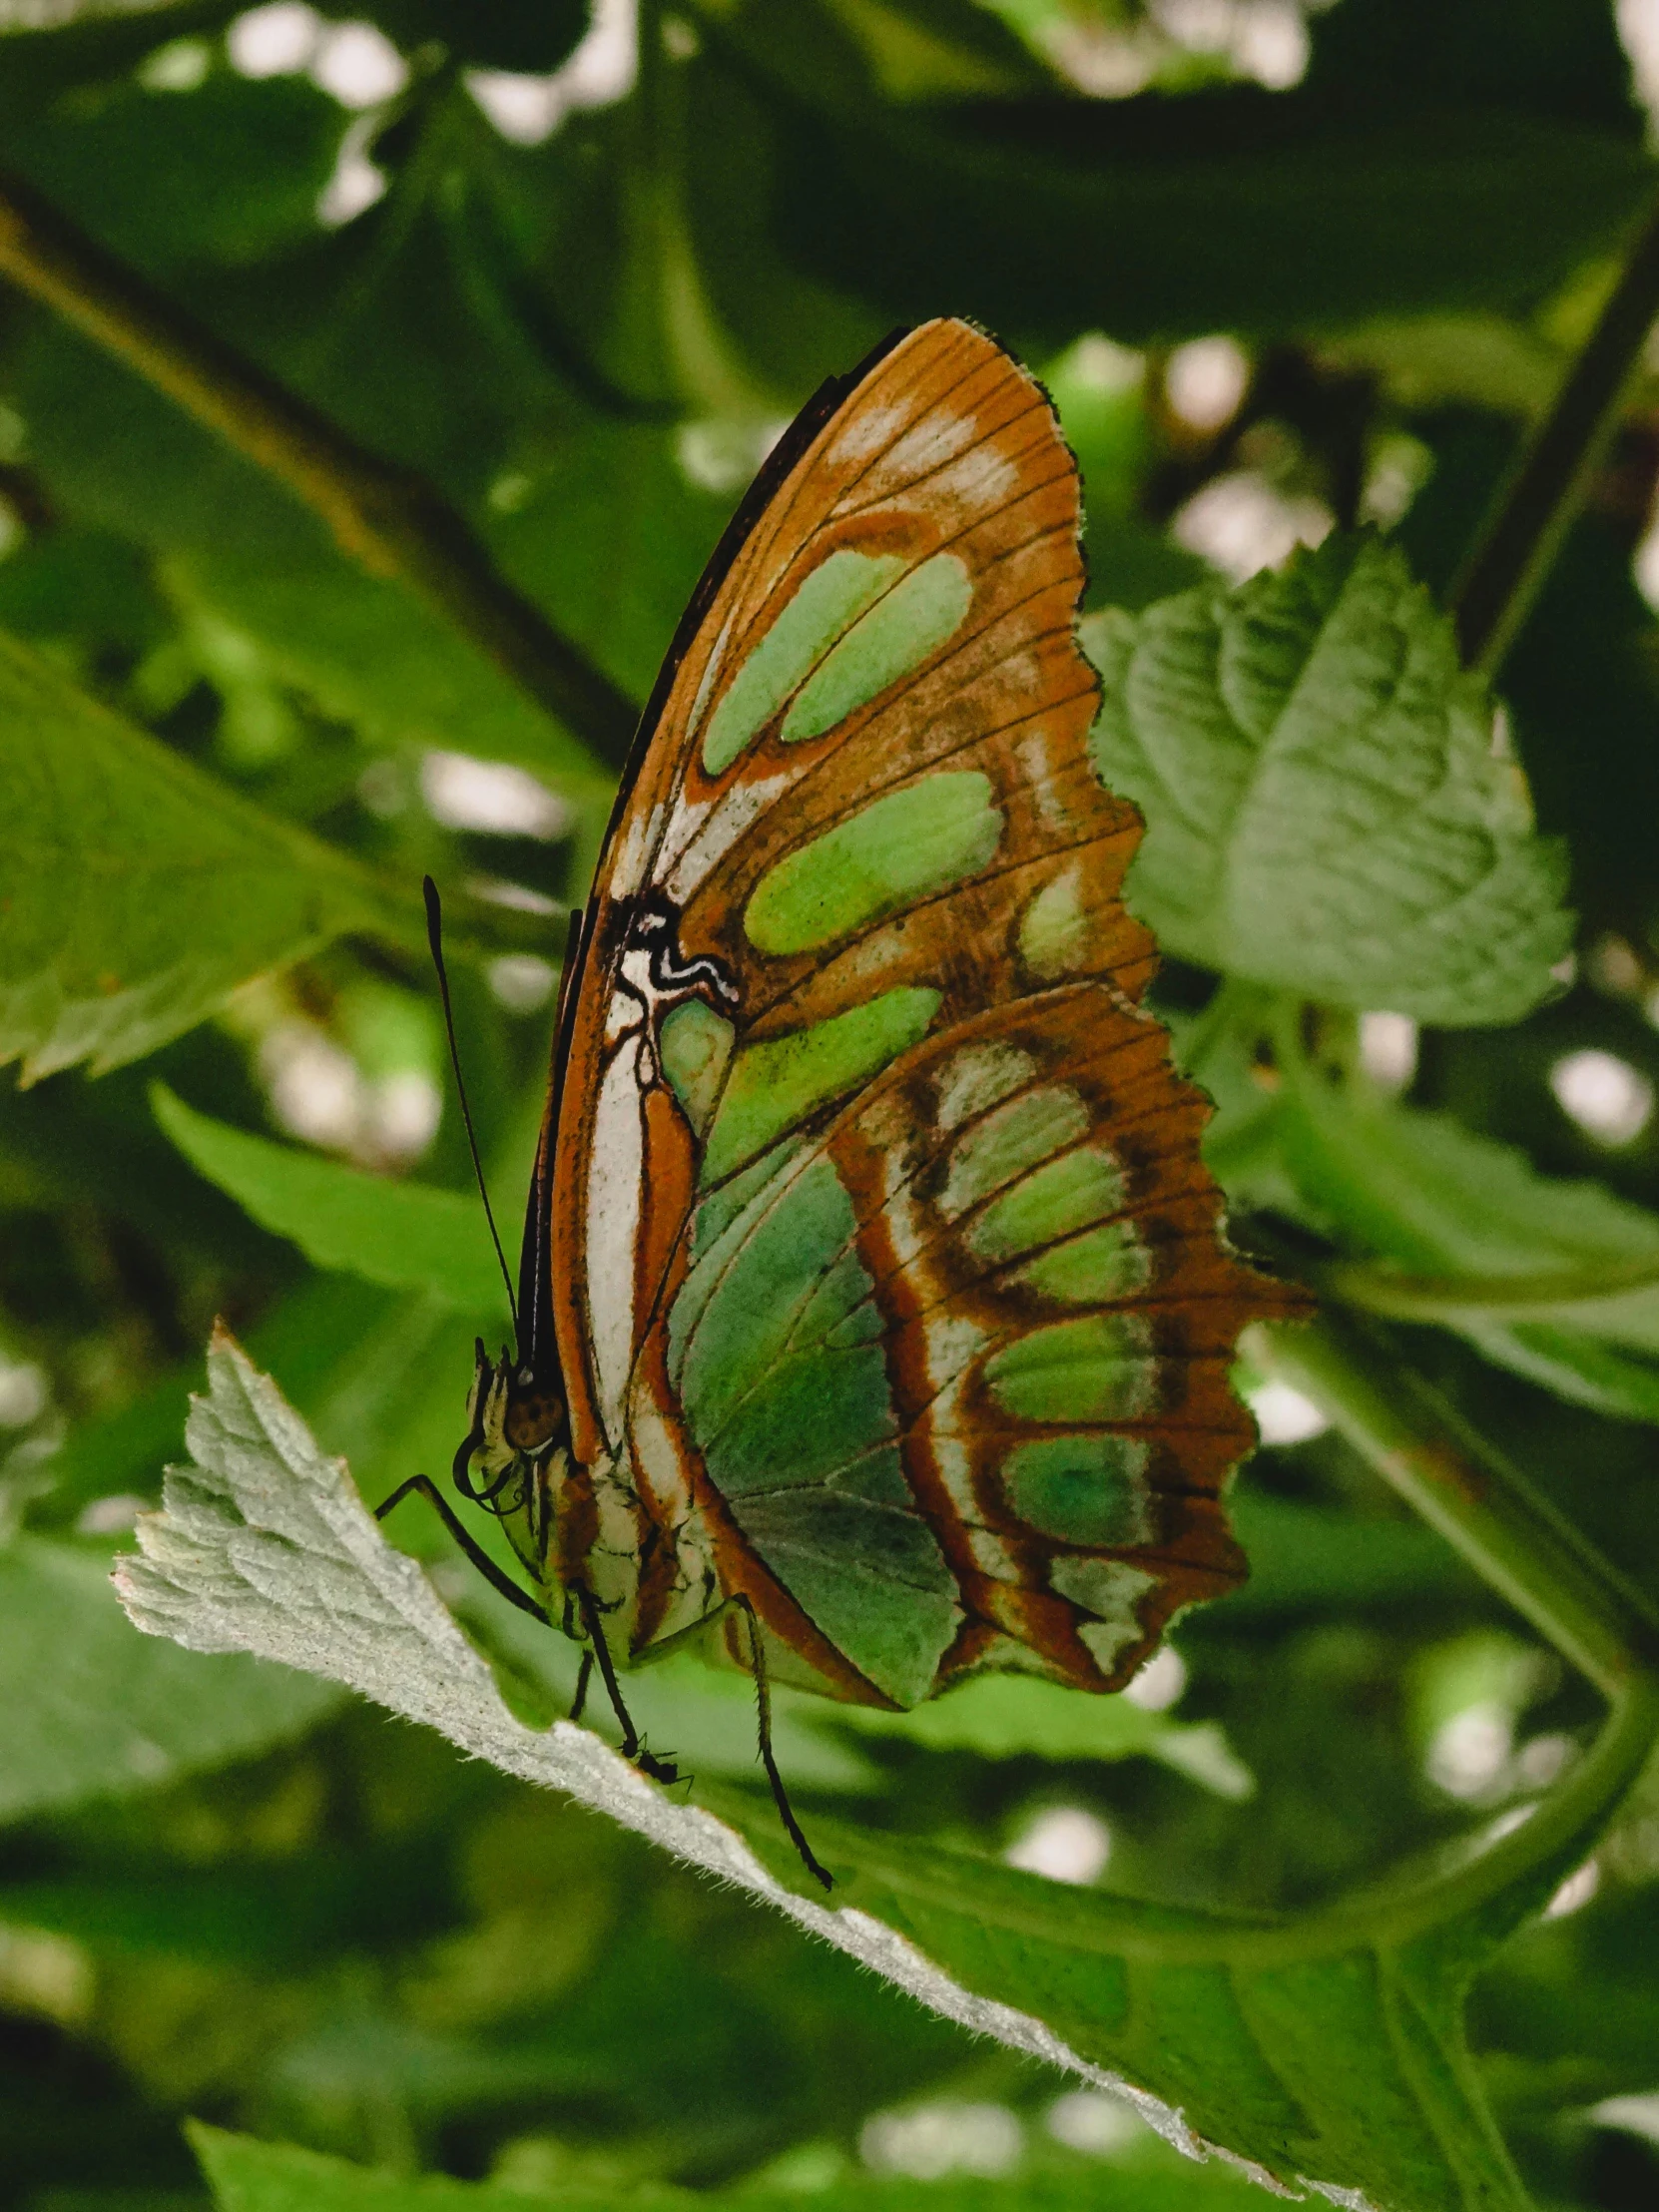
[731,1594,832,1894]
[572,1583,681,1785]
[569,1648,593,1725]
[375,1474,548,1623]
[625,1597,831,1891]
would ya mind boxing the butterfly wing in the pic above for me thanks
[546,318,1291,1700]
[651,984,1266,1704]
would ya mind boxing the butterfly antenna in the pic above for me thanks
[423,876,518,1339]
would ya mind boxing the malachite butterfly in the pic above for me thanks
[387,317,1302,1889]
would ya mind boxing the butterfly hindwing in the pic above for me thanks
[545,317,1290,1701]
[634,985,1261,1706]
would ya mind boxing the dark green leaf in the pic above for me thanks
[699,2,1654,341]
[0,2,244,124]
[364,0,589,75]
[1305,0,1639,132]
[1224,1485,1481,1617]
[6,321,696,786]
[190,2120,1272,2212]
[825,1671,1254,1799]
[8,70,345,275]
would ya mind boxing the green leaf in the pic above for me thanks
[5,327,605,790]
[189,2120,1273,2212]
[459,1605,1245,1798]
[9,321,713,790]
[812,0,1048,101]
[1304,0,1639,131]
[825,1671,1254,1800]
[1225,1485,1481,1617]
[362,0,589,75]
[151,1083,510,1317]
[448,1616,888,1794]
[0,1533,336,1824]
[1086,534,1572,1024]
[0,627,413,1080]
[491,421,741,708]
[703,1,1653,342]
[7,69,344,275]
[1278,1067,1659,1424]
[0,4,246,123]
[119,1336,1642,2212]
[190,2122,1278,2212]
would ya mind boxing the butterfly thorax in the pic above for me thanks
[453,1338,573,1596]
[454,1338,716,1656]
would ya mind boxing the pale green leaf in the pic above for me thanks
[152,1083,510,1317]
[1085,534,1571,1024]
[1280,1071,1659,1423]
[0,1533,336,1824]
[115,1335,1639,2212]
[0,628,415,1080]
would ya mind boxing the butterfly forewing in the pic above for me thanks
[545,317,1291,1705]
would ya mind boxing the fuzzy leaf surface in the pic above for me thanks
[113,1337,1638,2212]
[1085,535,1571,1023]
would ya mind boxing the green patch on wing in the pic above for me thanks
[659,1000,736,1138]
[940,1084,1089,1217]
[986,1314,1158,1421]
[1019,862,1093,978]
[1002,1433,1151,1546]
[781,552,974,744]
[1050,1559,1160,1672]
[702,986,940,1183]
[966,1144,1126,1263]
[669,1151,958,1706]
[1018,1220,1152,1303]
[699,548,903,776]
[744,771,1003,954]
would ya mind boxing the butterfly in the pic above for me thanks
[380,317,1298,1890]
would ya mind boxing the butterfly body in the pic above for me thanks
[449,318,1296,1741]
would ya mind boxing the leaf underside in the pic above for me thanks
[116,1335,1605,2212]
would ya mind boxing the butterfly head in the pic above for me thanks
[452,1337,567,1510]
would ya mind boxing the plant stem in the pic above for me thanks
[1323,1248,1659,1322]
[0,166,640,770]
[1247,1312,1659,1702]
[1450,186,1659,676]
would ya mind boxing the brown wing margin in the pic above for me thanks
[514,328,916,1386]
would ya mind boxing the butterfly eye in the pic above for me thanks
[505,1390,562,1452]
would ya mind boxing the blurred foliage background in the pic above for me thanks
[4,3,1659,2210]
